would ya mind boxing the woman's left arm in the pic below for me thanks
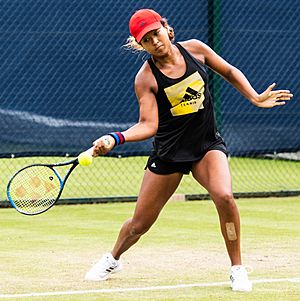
[187,39,293,108]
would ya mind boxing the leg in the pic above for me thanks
[192,150,241,266]
[112,169,183,259]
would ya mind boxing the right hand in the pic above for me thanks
[92,135,115,156]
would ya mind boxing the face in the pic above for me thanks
[140,26,172,56]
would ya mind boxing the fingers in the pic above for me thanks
[267,82,276,92]
[267,82,292,96]
[277,93,293,101]
[92,135,115,156]
[268,85,293,101]
[273,90,292,95]
[274,101,286,106]
[266,83,277,98]
[272,91,293,101]
[92,143,108,156]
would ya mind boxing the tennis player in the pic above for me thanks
[85,9,293,291]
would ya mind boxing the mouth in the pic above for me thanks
[155,45,163,51]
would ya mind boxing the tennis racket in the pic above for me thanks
[6,148,94,216]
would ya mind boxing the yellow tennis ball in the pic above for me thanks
[78,152,93,166]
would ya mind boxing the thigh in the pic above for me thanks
[132,169,183,226]
[191,150,232,197]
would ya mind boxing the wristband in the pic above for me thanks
[108,132,125,146]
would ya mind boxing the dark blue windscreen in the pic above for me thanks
[218,0,300,156]
[0,0,207,157]
[0,0,298,158]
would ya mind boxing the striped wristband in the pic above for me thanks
[108,132,125,146]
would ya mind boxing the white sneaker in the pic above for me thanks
[85,253,122,281]
[230,265,252,292]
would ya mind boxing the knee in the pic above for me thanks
[213,191,236,210]
[127,218,152,237]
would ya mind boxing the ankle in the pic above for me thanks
[111,252,120,260]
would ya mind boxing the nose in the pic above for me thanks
[151,36,159,45]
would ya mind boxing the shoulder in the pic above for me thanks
[134,60,158,95]
[178,39,211,64]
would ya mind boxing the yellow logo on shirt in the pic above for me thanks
[164,72,205,116]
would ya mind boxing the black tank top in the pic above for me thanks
[148,42,222,162]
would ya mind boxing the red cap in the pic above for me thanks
[129,9,162,43]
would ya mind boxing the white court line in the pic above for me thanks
[0,277,299,299]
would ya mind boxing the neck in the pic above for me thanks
[152,44,179,67]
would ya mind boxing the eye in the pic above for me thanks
[154,29,161,36]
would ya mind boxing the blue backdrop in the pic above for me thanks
[0,0,298,158]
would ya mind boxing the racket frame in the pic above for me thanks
[6,158,79,215]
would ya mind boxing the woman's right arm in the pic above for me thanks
[92,63,159,156]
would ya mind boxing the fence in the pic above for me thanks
[0,0,299,203]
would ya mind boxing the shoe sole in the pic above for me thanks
[84,264,122,281]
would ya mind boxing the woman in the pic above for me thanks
[85,9,293,292]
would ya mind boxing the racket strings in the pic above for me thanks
[9,166,61,214]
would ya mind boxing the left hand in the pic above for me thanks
[254,83,293,108]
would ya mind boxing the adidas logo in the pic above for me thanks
[181,86,202,102]
[169,79,205,116]
[151,162,157,168]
